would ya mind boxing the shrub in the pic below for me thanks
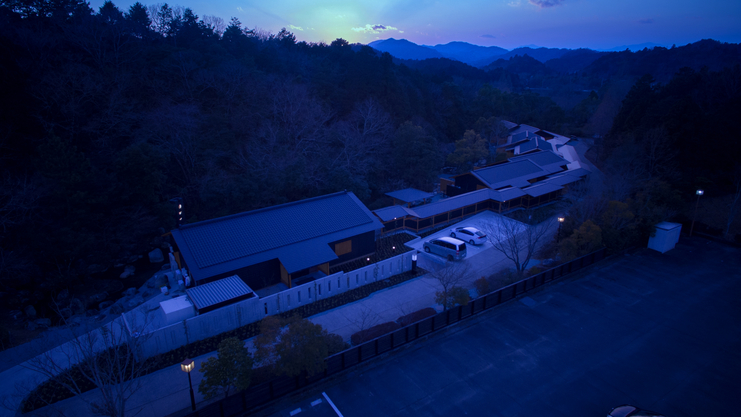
[350,321,400,346]
[397,307,436,327]
[473,277,490,295]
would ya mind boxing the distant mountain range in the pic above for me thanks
[367,38,675,69]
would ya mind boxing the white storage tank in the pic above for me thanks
[160,295,196,325]
[648,222,682,253]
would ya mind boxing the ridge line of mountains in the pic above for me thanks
[367,38,736,71]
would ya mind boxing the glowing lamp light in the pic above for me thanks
[412,253,417,261]
[181,359,196,411]
[558,216,565,223]
[181,359,194,373]
[696,189,704,196]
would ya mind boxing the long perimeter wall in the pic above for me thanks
[129,252,414,359]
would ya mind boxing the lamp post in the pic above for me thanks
[411,252,418,273]
[690,189,704,237]
[557,216,565,243]
[181,359,196,411]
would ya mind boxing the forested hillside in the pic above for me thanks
[0,0,739,301]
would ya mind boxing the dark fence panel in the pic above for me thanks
[343,347,360,367]
[195,401,223,417]
[392,328,407,347]
[417,317,433,337]
[186,247,607,417]
[360,342,375,361]
[221,394,243,415]
[472,298,484,314]
[376,335,393,354]
[271,376,295,397]
[325,354,343,375]
[460,302,473,318]
[433,312,447,330]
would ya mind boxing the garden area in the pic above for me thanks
[21,266,428,412]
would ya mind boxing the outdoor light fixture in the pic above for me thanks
[411,252,418,272]
[690,189,704,237]
[557,216,565,243]
[181,359,196,411]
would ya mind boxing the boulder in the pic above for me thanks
[109,303,125,315]
[120,265,136,279]
[69,298,86,315]
[99,300,114,310]
[123,287,137,297]
[25,321,37,331]
[59,308,73,319]
[24,305,36,318]
[35,318,52,328]
[125,294,144,309]
[87,291,108,305]
[148,248,164,263]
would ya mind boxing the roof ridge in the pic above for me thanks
[177,191,349,230]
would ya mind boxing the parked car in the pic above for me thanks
[423,237,467,261]
[608,405,665,417]
[450,226,487,245]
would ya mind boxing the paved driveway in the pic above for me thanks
[255,237,741,417]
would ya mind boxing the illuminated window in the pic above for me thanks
[334,240,352,256]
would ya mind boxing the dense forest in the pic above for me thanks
[0,0,740,308]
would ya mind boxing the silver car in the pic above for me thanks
[450,226,488,245]
[423,237,467,261]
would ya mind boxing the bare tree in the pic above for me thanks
[428,261,471,310]
[13,315,153,417]
[347,305,381,343]
[481,213,555,277]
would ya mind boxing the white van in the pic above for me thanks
[423,237,467,261]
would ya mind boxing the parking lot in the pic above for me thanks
[405,211,520,265]
[253,237,741,417]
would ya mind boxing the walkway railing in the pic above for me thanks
[187,247,607,417]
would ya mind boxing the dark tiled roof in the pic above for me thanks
[385,188,435,203]
[172,192,383,281]
[472,160,545,188]
[510,150,565,167]
[490,187,527,201]
[186,275,253,311]
[412,189,491,219]
[522,182,564,197]
[544,174,583,186]
[373,205,418,222]
[564,167,591,177]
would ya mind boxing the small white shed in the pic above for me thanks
[160,295,196,325]
[648,222,682,253]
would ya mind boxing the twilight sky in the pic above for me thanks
[93,0,741,50]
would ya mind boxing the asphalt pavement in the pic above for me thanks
[252,236,741,417]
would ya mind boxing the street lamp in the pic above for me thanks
[557,216,565,243]
[181,359,196,411]
[411,252,418,273]
[690,189,704,237]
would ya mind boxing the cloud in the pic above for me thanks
[481,34,496,39]
[508,0,521,6]
[638,18,654,24]
[529,0,564,7]
[352,24,400,34]
[288,25,304,31]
